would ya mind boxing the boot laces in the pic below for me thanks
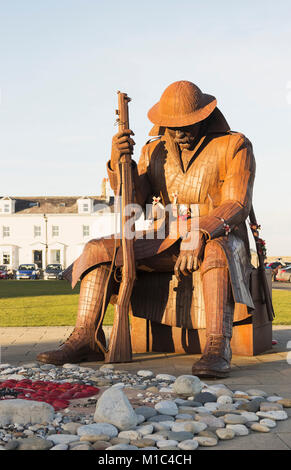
[206,335,224,356]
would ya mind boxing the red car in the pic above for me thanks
[0,265,14,279]
[0,265,9,279]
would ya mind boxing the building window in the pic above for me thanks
[52,226,59,237]
[51,249,61,264]
[83,225,90,237]
[3,226,10,237]
[3,253,10,265]
[34,226,41,237]
[82,203,89,212]
[4,204,10,213]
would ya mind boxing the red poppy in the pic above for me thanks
[0,379,99,410]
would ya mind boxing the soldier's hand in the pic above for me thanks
[174,231,206,281]
[111,129,135,171]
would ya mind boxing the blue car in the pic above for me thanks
[16,264,40,280]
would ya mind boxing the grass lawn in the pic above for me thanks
[272,289,291,325]
[0,280,290,327]
[0,280,114,327]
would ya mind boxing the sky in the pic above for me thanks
[0,0,290,255]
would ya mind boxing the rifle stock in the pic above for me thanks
[105,91,136,363]
[249,205,275,322]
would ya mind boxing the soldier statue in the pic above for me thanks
[37,80,256,378]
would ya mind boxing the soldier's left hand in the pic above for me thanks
[174,231,206,281]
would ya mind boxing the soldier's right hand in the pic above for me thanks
[110,129,135,171]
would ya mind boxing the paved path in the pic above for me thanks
[1,325,291,450]
[273,281,291,291]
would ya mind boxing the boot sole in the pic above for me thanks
[192,368,230,379]
[37,351,104,366]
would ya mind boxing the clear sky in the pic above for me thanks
[0,0,290,255]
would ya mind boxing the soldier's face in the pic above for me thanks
[168,123,201,150]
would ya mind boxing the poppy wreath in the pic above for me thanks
[0,379,99,411]
[256,238,267,257]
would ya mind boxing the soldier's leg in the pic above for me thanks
[192,240,234,378]
[37,263,117,365]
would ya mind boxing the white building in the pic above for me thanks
[0,182,120,270]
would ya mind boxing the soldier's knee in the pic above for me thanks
[83,238,104,252]
[200,240,228,276]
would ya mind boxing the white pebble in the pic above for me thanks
[267,396,283,402]
[151,421,173,431]
[155,400,178,416]
[260,418,277,428]
[217,395,233,405]
[156,374,176,382]
[178,439,199,450]
[137,370,154,378]
[256,411,288,421]
[50,444,68,451]
[246,389,268,398]
[118,430,142,441]
[233,391,248,398]
[204,402,219,411]
[136,424,154,435]
[226,424,249,436]
[99,364,114,370]
[239,411,259,422]
[157,440,178,448]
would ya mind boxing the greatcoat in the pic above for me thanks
[63,107,256,326]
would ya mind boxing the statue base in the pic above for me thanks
[128,268,273,356]
[131,314,272,356]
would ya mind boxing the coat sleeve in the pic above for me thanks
[198,135,256,239]
[106,142,154,208]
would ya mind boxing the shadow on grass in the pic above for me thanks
[0,280,80,298]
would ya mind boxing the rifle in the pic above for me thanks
[104,91,136,363]
[249,205,275,322]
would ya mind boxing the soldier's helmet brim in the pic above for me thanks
[147,80,217,128]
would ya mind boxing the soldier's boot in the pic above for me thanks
[192,241,234,378]
[37,264,115,365]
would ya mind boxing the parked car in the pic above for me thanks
[0,265,14,279]
[16,264,40,280]
[57,269,65,280]
[276,265,291,282]
[265,262,284,281]
[43,264,63,280]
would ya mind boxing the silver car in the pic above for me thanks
[276,265,291,282]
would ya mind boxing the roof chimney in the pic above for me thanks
[101,178,110,201]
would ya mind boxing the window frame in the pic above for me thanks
[34,225,41,237]
[52,225,59,237]
[2,226,10,237]
[82,225,90,237]
[2,253,10,265]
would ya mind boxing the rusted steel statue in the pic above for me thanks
[38,80,270,378]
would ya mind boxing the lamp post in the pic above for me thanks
[44,213,48,268]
